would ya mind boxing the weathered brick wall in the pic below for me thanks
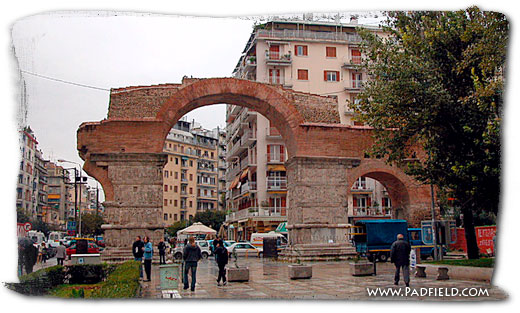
[108,84,182,120]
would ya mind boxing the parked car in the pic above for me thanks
[66,242,100,259]
[226,242,262,258]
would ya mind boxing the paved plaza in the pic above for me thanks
[140,258,507,301]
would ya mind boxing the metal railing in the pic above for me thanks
[257,29,362,43]
[225,206,286,222]
[267,178,287,190]
[351,207,392,217]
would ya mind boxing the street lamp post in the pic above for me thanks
[58,159,87,238]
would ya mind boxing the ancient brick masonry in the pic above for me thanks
[77,77,432,261]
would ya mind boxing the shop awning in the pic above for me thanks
[229,176,240,190]
[267,164,286,172]
[275,222,287,233]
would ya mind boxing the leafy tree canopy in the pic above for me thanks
[354,7,508,258]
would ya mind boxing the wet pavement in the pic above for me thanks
[140,257,508,301]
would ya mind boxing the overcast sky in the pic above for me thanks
[11,13,256,168]
[2,1,520,310]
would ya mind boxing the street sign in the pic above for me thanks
[67,221,77,231]
[23,222,32,232]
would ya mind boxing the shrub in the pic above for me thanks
[50,261,140,299]
[6,265,65,296]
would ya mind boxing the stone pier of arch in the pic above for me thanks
[77,77,434,262]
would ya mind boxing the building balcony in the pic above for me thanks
[350,207,392,217]
[267,178,287,191]
[265,51,292,66]
[344,80,364,93]
[342,56,362,69]
[256,29,362,43]
[225,206,287,222]
[351,182,373,193]
[266,154,285,164]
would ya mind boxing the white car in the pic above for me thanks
[173,241,210,260]
[226,242,262,258]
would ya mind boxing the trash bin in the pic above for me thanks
[159,263,182,290]
[263,238,278,258]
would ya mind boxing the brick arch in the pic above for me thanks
[154,78,305,158]
[346,159,427,220]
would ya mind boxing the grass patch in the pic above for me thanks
[424,258,494,268]
[50,261,141,298]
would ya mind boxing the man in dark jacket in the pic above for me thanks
[158,238,166,265]
[132,236,144,278]
[183,236,202,291]
[215,241,228,286]
[390,234,411,287]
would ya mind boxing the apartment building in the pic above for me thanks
[162,119,221,225]
[226,18,389,239]
[44,161,73,229]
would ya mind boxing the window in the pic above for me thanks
[295,45,308,56]
[164,185,168,192]
[174,186,178,193]
[268,45,280,60]
[352,73,363,88]
[269,69,281,84]
[189,201,193,208]
[175,157,179,165]
[164,214,168,221]
[174,172,178,179]
[267,145,285,162]
[164,170,169,178]
[189,174,193,181]
[351,49,361,64]
[190,160,193,167]
[164,199,168,206]
[326,46,337,58]
[324,70,340,82]
[297,69,308,80]
[174,199,178,206]
[189,187,193,194]
[174,214,178,221]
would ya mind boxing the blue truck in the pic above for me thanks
[351,219,441,262]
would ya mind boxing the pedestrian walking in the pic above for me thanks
[183,236,202,291]
[390,233,411,287]
[56,242,67,266]
[37,242,44,264]
[158,238,166,265]
[215,241,228,286]
[132,236,145,279]
[142,236,153,281]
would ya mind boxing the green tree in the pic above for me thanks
[193,210,226,233]
[165,220,192,237]
[79,213,105,236]
[354,7,508,259]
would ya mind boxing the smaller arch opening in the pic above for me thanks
[348,172,411,224]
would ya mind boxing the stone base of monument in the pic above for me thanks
[288,264,313,279]
[227,267,250,282]
[101,247,161,264]
[350,262,375,276]
[279,243,357,262]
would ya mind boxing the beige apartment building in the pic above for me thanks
[162,119,221,225]
[226,18,390,240]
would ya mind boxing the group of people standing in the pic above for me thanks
[131,235,229,292]
[132,236,154,282]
